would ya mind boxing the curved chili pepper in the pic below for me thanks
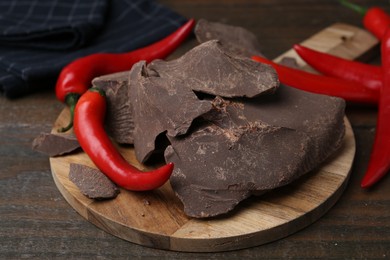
[251,55,378,104]
[361,28,390,188]
[339,0,390,40]
[56,18,195,132]
[73,88,174,191]
[294,44,382,92]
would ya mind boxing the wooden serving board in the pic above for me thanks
[50,23,377,252]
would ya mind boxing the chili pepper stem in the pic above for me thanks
[58,93,80,132]
[339,0,367,16]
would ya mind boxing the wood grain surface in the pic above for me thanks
[2,1,390,259]
[49,23,373,252]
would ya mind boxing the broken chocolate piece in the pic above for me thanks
[165,122,312,218]
[69,163,119,200]
[129,61,213,163]
[92,71,134,144]
[165,86,345,218]
[195,19,263,58]
[148,40,278,98]
[32,132,80,157]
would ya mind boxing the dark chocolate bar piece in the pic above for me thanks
[147,40,278,98]
[165,87,345,218]
[32,132,80,157]
[129,61,213,163]
[195,19,264,58]
[69,163,119,200]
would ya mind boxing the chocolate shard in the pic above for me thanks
[32,132,80,157]
[69,163,119,200]
[92,71,134,144]
[129,61,213,163]
[165,87,345,218]
[147,40,279,98]
[194,19,263,58]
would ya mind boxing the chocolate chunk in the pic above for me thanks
[242,84,346,166]
[32,132,80,157]
[92,71,134,144]
[69,163,119,200]
[165,87,345,218]
[195,19,263,58]
[129,61,213,163]
[148,40,278,98]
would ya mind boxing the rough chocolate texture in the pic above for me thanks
[69,163,119,200]
[195,19,263,58]
[92,71,134,144]
[129,41,278,163]
[129,61,213,163]
[32,132,79,157]
[165,86,345,218]
[147,40,278,98]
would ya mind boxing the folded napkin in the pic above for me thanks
[0,0,107,50]
[0,0,187,98]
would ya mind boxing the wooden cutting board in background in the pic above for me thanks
[50,23,377,252]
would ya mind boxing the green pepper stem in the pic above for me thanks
[339,0,368,16]
[58,93,80,132]
[89,87,106,97]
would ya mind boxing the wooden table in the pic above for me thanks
[1,0,389,258]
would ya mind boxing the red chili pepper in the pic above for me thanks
[56,18,195,132]
[340,0,390,40]
[361,28,390,188]
[73,88,174,191]
[251,55,379,104]
[293,44,382,92]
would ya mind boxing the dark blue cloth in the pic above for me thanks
[0,0,187,98]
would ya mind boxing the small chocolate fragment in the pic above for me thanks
[69,163,119,200]
[195,19,263,58]
[32,132,80,157]
[92,71,134,144]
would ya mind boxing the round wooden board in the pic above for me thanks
[50,108,355,252]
